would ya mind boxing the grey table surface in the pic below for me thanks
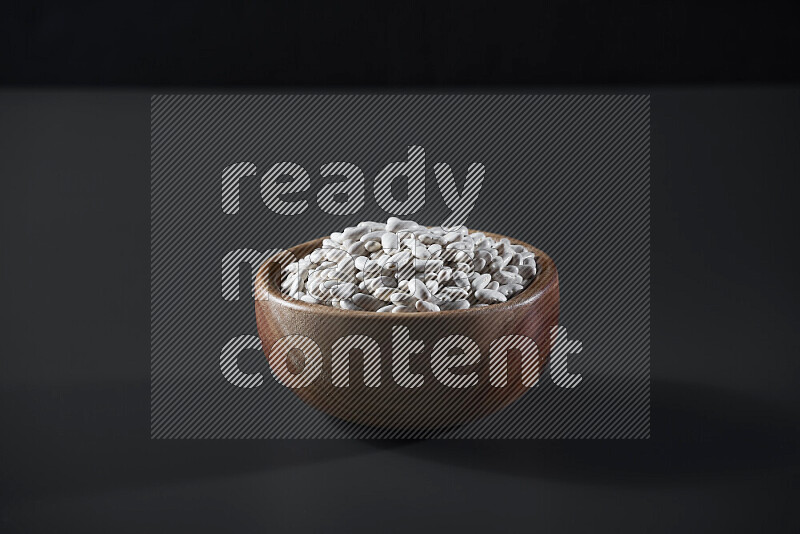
[1,86,798,533]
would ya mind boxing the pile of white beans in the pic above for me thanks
[281,218,537,313]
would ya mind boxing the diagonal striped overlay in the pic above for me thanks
[151,94,650,439]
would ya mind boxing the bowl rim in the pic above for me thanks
[255,229,557,319]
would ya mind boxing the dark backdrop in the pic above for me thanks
[1,2,799,533]
[2,1,800,86]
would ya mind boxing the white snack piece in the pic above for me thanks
[281,219,538,312]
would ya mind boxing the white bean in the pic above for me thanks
[283,218,538,312]
[330,282,357,300]
[497,283,524,298]
[415,300,440,313]
[439,299,471,310]
[475,289,507,304]
[386,217,418,232]
[340,299,362,311]
[381,232,399,253]
[389,292,416,306]
[472,273,491,291]
[352,293,385,311]
[407,279,432,301]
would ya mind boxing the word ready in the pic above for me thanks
[221,145,485,227]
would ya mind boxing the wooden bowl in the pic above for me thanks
[254,231,559,430]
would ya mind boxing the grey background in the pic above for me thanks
[151,95,650,438]
[1,87,798,531]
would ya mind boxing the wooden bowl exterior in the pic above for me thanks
[254,231,559,430]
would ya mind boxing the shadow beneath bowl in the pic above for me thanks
[0,381,386,500]
[373,380,800,486]
[5,379,796,499]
